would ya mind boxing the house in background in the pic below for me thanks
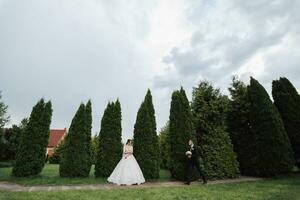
[47,128,66,157]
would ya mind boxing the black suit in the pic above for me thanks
[186,145,207,184]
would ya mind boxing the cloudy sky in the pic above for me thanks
[1,0,299,140]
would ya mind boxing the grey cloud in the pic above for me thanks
[163,47,218,76]
[0,0,157,140]
[260,48,300,87]
[2,0,300,141]
[154,0,300,92]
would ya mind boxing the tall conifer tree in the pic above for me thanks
[191,81,239,179]
[143,90,160,178]
[133,90,159,179]
[227,77,253,175]
[169,87,194,181]
[59,103,89,177]
[248,77,294,176]
[13,99,52,177]
[95,101,122,177]
[272,77,300,167]
[85,100,92,174]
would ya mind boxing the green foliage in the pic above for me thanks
[144,90,160,178]
[169,87,195,181]
[48,140,65,164]
[227,77,253,175]
[248,77,294,176]
[91,134,99,164]
[84,100,93,174]
[12,99,52,177]
[158,122,170,169]
[133,90,160,179]
[0,92,10,129]
[0,124,23,161]
[0,92,10,158]
[272,77,300,167]
[191,81,239,179]
[59,103,89,177]
[200,126,240,179]
[95,100,123,177]
[192,81,229,132]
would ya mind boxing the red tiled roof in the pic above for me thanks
[48,129,66,147]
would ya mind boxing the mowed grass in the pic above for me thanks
[1,164,300,200]
[1,177,300,200]
[0,164,171,186]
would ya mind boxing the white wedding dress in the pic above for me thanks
[107,145,145,185]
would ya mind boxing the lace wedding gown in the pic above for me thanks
[107,145,145,185]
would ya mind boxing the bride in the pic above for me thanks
[108,139,145,185]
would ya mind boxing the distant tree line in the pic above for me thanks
[1,76,299,179]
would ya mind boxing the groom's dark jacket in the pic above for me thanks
[189,145,201,162]
[186,144,207,183]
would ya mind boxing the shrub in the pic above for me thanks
[48,140,65,164]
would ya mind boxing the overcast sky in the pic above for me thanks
[1,0,299,141]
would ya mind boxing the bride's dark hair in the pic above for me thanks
[126,139,132,145]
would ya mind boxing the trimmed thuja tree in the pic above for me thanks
[227,77,253,175]
[248,77,294,176]
[13,99,52,177]
[59,103,89,177]
[143,90,160,178]
[169,87,195,181]
[191,81,239,179]
[272,77,300,167]
[95,100,122,177]
[133,90,160,179]
[85,100,93,174]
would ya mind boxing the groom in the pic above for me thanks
[185,139,207,185]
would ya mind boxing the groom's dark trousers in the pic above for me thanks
[186,145,207,184]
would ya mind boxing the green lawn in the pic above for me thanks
[1,164,300,200]
[0,164,171,185]
[1,178,300,200]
